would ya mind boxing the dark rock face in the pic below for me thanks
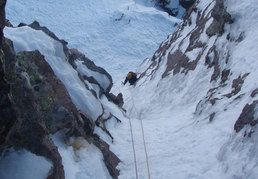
[155,0,178,17]
[10,120,65,179]
[142,0,232,80]
[5,19,13,27]
[9,50,79,134]
[179,0,196,10]
[18,21,122,109]
[206,0,233,37]
[3,49,74,178]
[221,69,230,83]
[0,41,19,155]
[205,45,220,82]
[234,100,258,133]
[67,48,113,95]
[155,0,196,16]
[2,47,120,178]
[92,135,121,179]
[21,21,116,98]
[0,0,19,155]
[251,88,258,98]
[109,93,124,108]
[1,20,120,179]
[0,0,6,46]
[224,73,249,98]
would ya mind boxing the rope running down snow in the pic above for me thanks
[128,111,139,179]
[129,87,151,179]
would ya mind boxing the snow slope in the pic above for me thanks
[115,0,258,178]
[2,0,258,179]
[0,149,52,179]
[6,0,181,91]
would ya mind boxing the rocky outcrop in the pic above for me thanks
[67,48,113,95]
[0,0,6,46]
[1,44,121,178]
[2,48,74,178]
[109,93,124,108]
[26,21,113,96]
[179,0,195,11]
[140,0,257,134]
[19,21,118,104]
[206,0,233,37]
[234,100,258,133]
[92,134,121,179]
[155,0,179,17]
[0,39,19,155]
[155,0,196,17]
[0,0,19,156]
[8,50,79,134]
[140,0,233,83]
[10,119,65,179]
[1,20,120,179]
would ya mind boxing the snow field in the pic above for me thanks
[0,149,52,179]
[6,0,181,92]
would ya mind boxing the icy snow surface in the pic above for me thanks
[3,0,258,178]
[51,132,111,179]
[0,149,52,179]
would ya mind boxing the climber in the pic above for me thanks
[123,72,138,85]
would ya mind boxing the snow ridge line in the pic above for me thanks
[129,87,151,179]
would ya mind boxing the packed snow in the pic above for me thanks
[51,132,111,179]
[5,0,181,91]
[2,0,258,179]
[0,149,52,179]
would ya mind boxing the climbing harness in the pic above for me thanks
[129,87,151,179]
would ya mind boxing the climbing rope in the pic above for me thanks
[128,113,139,179]
[129,87,151,179]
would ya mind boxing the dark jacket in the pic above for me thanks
[124,72,137,85]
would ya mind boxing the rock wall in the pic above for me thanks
[0,3,120,179]
[0,0,18,155]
